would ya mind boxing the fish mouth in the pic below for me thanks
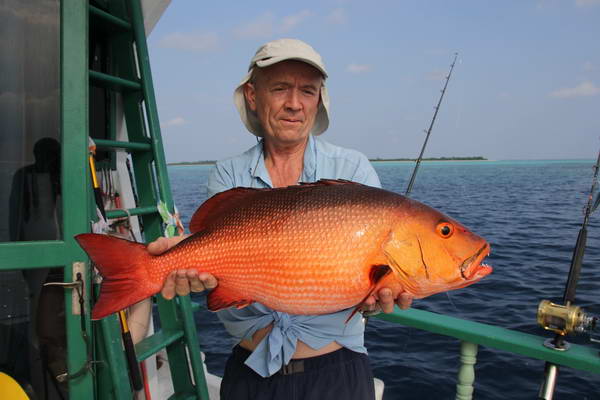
[459,243,492,281]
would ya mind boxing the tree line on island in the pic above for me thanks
[370,156,488,162]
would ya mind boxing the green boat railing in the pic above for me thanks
[374,308,600,399]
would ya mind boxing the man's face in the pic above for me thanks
[244,60,323,146]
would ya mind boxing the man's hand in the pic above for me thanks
[361,288,413,316]
[147,235,218,300]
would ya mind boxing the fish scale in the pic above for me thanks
[75,180,492,320]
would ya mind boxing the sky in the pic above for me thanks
[147,0,600,163]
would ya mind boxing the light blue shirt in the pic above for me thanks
[206,135,381,377]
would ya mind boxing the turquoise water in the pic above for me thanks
[168,160,600,399]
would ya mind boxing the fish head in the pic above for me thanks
[383,198,492,298]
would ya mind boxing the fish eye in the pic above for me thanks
[436,222,454,238]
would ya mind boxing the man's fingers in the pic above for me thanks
[162,270,218,301]
[187,271,218,293]
[357,295,377,313]
[396,292,414,310]
[147,235,189,256]
[147,236,169,255]
[161,272,177,300]
[175,269,191,297]
[198,272,218,290]
[378,288,395,313]
[187,270,204,292]
[363,296,376,307]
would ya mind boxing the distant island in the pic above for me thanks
[370,156,488,162]
[168,156,488,166]
[168,160,217,166]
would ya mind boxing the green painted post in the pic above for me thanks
[455,341,478,400]
[97,315,133,400]
[179,296,211,399]
[61,0,95,397]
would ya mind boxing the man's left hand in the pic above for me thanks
[361,288,413,315]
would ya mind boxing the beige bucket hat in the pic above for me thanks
[233,38,331,137]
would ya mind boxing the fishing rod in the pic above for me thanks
[536,148,600,400]
[560,148,600,308]
[405,52,459,196]
[364,53,459,322]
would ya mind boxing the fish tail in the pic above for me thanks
[75,233,160,320]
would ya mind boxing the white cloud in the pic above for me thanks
[536,0,561,8]
[281,10,311,32]
[157,32,218,52]
[161,117,187,128]
[550,81,600,98]
[233,13,275,39]
[576,0,600,6]
[347,64,371,73]
[327,8,348,25]
[583,61,595,71]
[233,11,312,39]
[427,70,447,81]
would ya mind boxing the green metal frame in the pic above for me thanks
[376,308,600,399]
[87,1,210,398]
[0,0,93,397]
[61,3,94,397]
[376,308,600,372]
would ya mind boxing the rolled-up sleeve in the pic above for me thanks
[351,154,381,188]
[207,161,235,197]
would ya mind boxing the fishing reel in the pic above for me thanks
[537,300,599,349]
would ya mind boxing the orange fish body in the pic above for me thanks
[76,180,492,320]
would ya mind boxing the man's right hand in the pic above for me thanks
[147,235,218,300]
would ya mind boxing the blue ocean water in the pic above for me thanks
[168,160,600,399]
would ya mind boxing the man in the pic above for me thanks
[149,38,413,399]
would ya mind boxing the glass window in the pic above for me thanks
[0,2,66,399]
[0,0,62,243]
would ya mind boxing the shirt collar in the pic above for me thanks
[248,139,272,187]
[249,136,317,187]
[301,135,317,183]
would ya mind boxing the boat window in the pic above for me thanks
[0,2,67,399]
[89,18,113,165]
[0,0,62,243]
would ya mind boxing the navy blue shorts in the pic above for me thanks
[220,345,376,400]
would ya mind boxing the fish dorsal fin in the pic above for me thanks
[189,187,262,233]
[299,179,359,187]
[190,180,359,233]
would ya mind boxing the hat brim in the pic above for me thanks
[255,56,328,79]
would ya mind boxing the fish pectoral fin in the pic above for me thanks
[345,264,392,323]
[369,264,392,285]
[206,287,254,312]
